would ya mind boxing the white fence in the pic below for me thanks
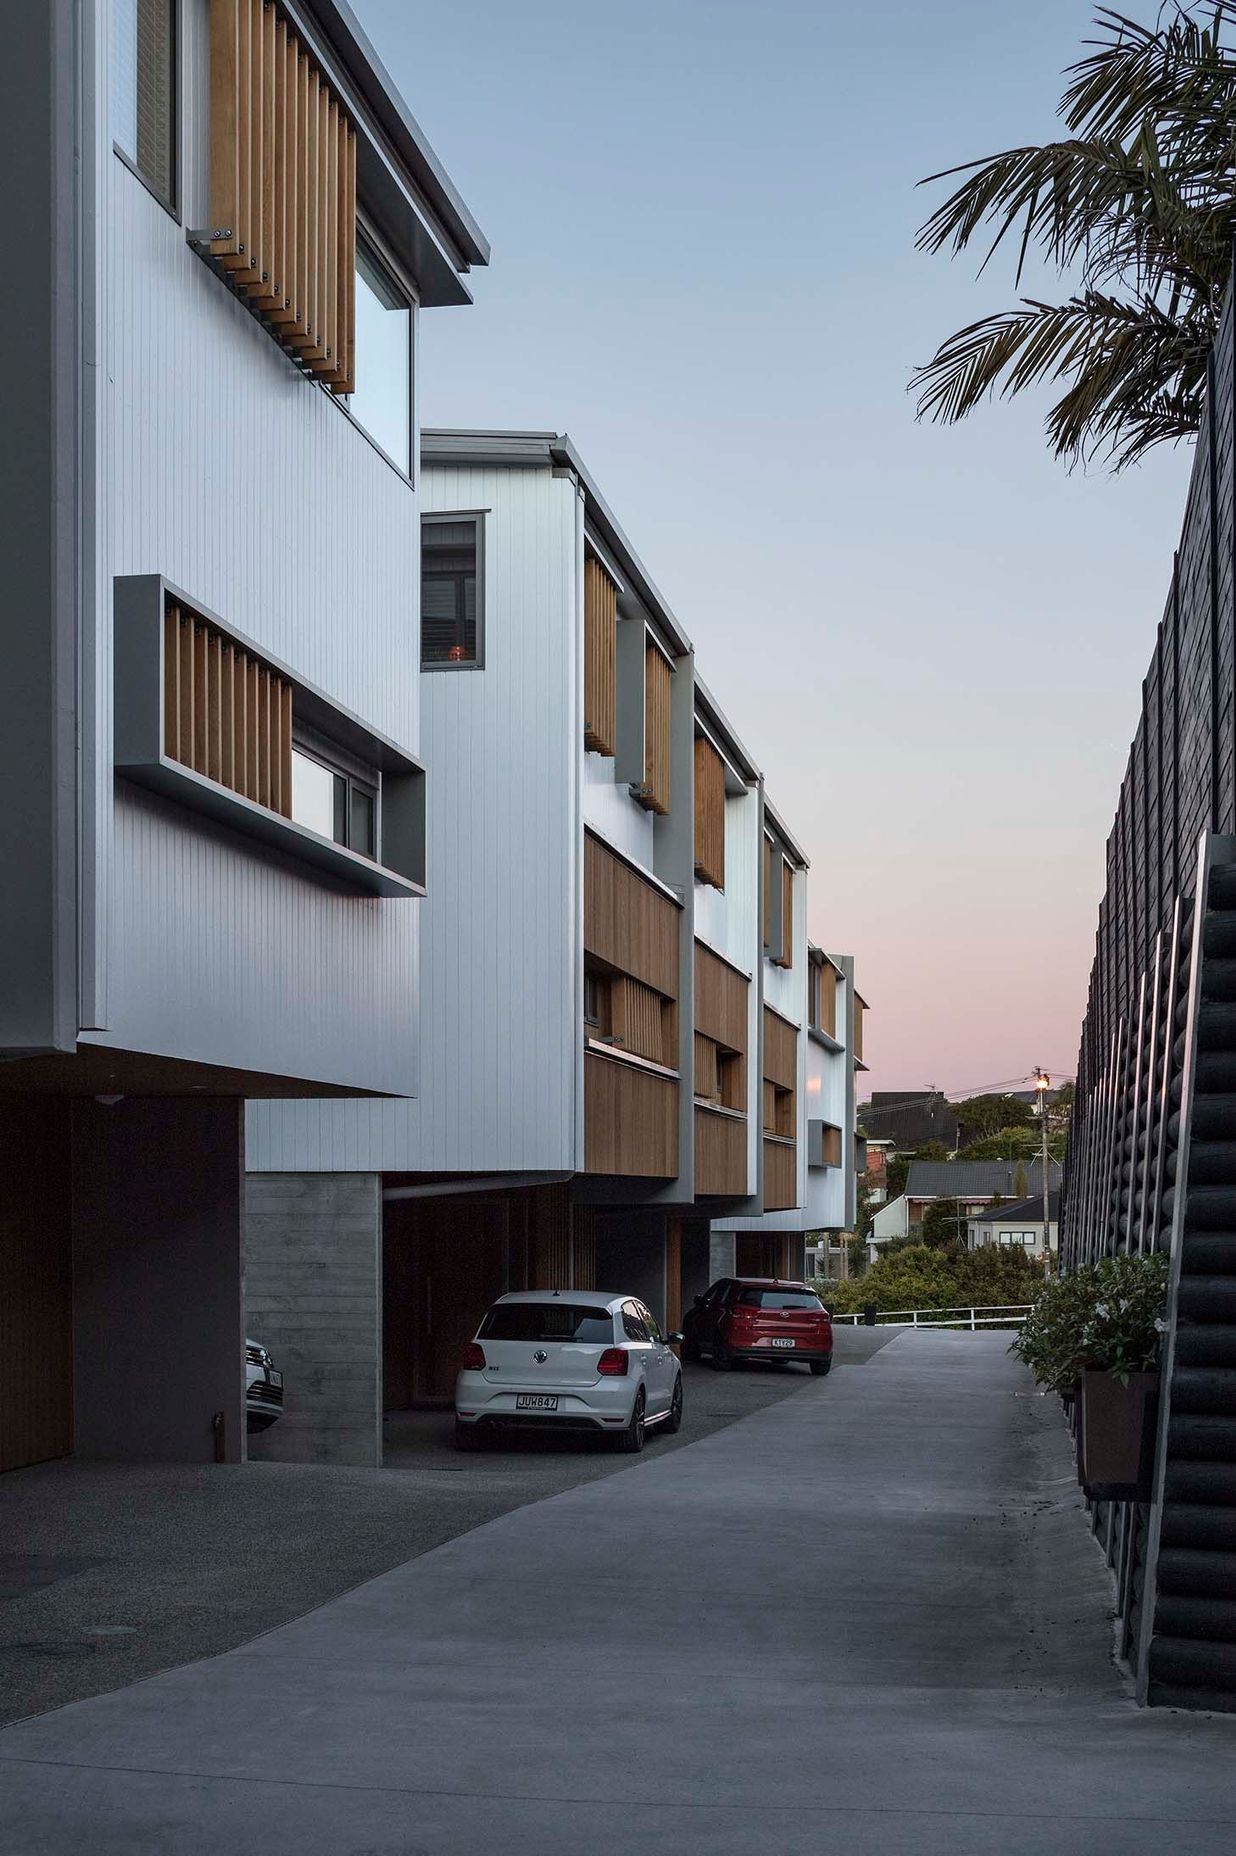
[828,1304,1032,1331]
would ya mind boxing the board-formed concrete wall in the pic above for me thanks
[245,1174,382,1467]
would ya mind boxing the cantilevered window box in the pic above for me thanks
[114,575,424,898]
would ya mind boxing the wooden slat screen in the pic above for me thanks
[763,1006,798,1090]
[817,964,838,1038]
[210,0,356,392]
[584,832,679,998]
[642,640,672,815]
[822,1125,843,1167]
[584,1052,677,1177]
[772,857,794,966]
[762,1137,797,1211]
[762,836,773,950]
[695,1105,746,1197]
[694,1032,718,1101]
[693,735,725,888]
[612,976,671,1067]
[854,999,865,1062]
[163,597,292,816]
[584,554,617,756]
[694,943,748,1053]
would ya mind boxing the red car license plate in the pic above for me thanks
[770,1338,795,1348]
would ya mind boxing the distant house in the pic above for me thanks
[967,1193,1059,1253]
[868,1157,1063,1256]
[858,1091,959,1153]
[862,1137,894,1207]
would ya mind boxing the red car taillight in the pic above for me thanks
[462,1341,486,1371]
[596,1347,630,1376]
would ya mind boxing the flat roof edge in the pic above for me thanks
[311,0,490,268]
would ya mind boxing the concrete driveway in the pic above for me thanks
[3,1330,1236,1854]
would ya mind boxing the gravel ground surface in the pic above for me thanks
[0,1328,891,1725]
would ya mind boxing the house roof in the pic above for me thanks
[969,1192,1061,1226]
[905,1158,1062,1199]
[859,1092,959,1150]
[309,1,490,269]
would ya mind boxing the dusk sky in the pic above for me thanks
[364,0,1192,1100]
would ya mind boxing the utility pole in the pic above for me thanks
[1035,1068,1052,1279]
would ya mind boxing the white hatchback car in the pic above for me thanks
[455,1291,683,1453]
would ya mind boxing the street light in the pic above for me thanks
[1034,1068,1052,1279]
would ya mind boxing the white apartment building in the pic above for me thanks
[248,430,865,1462]
[0,0,486,1472]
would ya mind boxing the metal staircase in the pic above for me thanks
[1138,838,1236,1707]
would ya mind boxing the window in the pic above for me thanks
[638,1303,664,1343]
[621,1303,651,1343]
[113,0,176,208]
[584,968,607,1030]
[998,1231,1037,1247]
[291,743,377,860]
[423,517,481,667]
[736,1289,823,1311]
[480,1303,616,1344]
[346,238,412,471]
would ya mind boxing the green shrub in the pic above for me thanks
[811,1242,1043,1318]
[1010,1252,1167,1391]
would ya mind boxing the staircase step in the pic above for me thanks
[1165,1460,1236,1504]
[1198,1003,1236,1051]
[1148,1681,1236,1712]
[1149,1633,1236,1689]
[1172,1367,1236,1414]
[1168,1415,1236,1460]
[1161,1503,1236,1551]
[1177,1327,1236,1368]
[1195,1053,1236,1092]
[1156,1596,1236,1641]
[1203,960,1236,1003]
[1179,1277,1236,1318]
[1157,1547,1236,1596]
[1192,1098,1236,1139]
[1205,912,1236,958]
[1208,868,1236,909]
[1174,1143,1236,1185]
[1180,1233,1236,1274]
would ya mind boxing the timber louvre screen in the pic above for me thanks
[642,641,672,815]
[694,735,725,888]
[208,0,356,390]
[584,555,617,756]
[163,596,293,815]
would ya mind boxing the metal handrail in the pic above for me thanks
[827,1303,1033,1331]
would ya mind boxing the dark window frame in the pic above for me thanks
[340,224,416,482]
[291,731,380,864]
[112,0,181,221]
[421,511,485,671]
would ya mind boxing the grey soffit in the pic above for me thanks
[287,0,488,271]
[808,1026,844,1053]
[112,575,425,900]
[762,793,810,870]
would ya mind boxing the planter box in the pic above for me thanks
[1079,1369,1159,1502]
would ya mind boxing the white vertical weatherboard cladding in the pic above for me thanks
[694,786,760,1189]
[582,751,654,866]
[94,1,420,1089]
[693,787,758,973]
[249,464,581,1172]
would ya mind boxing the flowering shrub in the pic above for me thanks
[1011,1252,1167,1391]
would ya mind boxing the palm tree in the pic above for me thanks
[911,4,1236,470]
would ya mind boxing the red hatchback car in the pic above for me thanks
[682,1278,833,1375]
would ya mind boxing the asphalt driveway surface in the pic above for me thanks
[6,1329,1233,1855]
[1,1345,876,1725]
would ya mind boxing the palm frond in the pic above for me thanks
[913,0,1236,468]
